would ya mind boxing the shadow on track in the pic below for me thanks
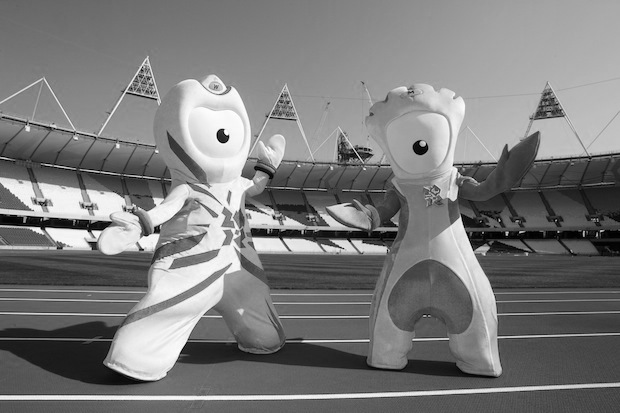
[180,340,465,378]
[0,322,135,385]
[0,322,466,384]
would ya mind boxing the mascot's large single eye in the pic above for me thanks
[217,129,230,144]
[189,108,245,158]
[413,140,429,155]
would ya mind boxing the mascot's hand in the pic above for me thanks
[460,131,540,201]
[98,211,143,255]
[326,200,380,231]
[255,134,286,178]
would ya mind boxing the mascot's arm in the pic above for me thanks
[459,132,540,202]
[246,134,286,198]
[326,185,401,231]
[98,184,190,255]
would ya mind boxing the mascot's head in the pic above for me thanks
[365,83,465,180]
[154,74,251,185]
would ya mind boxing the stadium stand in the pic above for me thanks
[0,160,39,211]
[45,227,92,249]
[303,191,341,228]
[0,180,31,211]
[246,191,278,227]
[80,172,127,217]
[543,189,591,229]
[367,192,399,227]
[561,239,600,256]
[329,239,359,254]
[582,187,620,228]
[521,239,570,255]
[125,177,157,211]
[253,237,290,253]
[271,189,312,227]
[32,166,85,216]
[1,72,620,258]
[508,191,551,229]
[472,195,519,230]
[281,237,324,253]
[0,226,56,248]
[350,238,389,254]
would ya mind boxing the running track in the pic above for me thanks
[1,286,619,412]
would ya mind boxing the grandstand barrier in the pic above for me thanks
[560,239,600,256]
[521,239,570,255]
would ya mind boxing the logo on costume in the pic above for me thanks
[423,185,443,207]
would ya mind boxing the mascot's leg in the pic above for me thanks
[447,273,502,377]
[104,259,230,381]
[367,261,416,370]
[367,303,415,370]
[215,266,285,354]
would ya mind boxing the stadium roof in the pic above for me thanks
[2,110,619,191]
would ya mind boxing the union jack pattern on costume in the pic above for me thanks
[101,75,285,381]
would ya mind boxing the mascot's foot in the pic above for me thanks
[367,355,408,371]
[238,340,285,355]
[456,360,502,378]
[104,360,167,382]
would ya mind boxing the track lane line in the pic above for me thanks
[1,287,619,296]
[1,382,620,401]
[3,297,620,305]
[2,332,620,343]
[1,310,620,318]
[1,310,620,319]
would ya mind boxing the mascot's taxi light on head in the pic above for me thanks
[328,84,539,377]
[97,75,286,381]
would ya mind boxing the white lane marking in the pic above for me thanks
[0,288,375,297]
[1,310,620,319]
[1,332,620,344]
[3,297,620,305]
[1,382,620,402]
[1,287,619,296]
[0,298,139,303]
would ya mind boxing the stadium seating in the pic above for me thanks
[271,190,312,227]
[1,157,618,255]
[367,192,399,226]
[45,227,92,249]
[522,239,570,255]
[246,191,278,226]
[32,167,85,215]
[0,226,56,248]
[583,187,620,228]
[0,181,31,211]
[561,239,600,256]
[125,177,157,211]
[303,191,341,228]
[315,238,347,253]
[472,195,520,229]
[281,237,324,253]
[543,189,591,229]
[252,237,290,253]
[81,172,127,217]
[508,191,551,229]
[0,160,39,211]
[350,238,389,254]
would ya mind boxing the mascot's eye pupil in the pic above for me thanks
[413,140,429,155]
[217,129,230,144]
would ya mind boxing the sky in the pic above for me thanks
[1,0,620,164]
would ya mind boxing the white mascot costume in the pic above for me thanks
[328,84,539,377]
[98,74,286,381]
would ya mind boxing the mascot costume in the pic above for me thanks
[98,74,286,381]
[328,84,539,377]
